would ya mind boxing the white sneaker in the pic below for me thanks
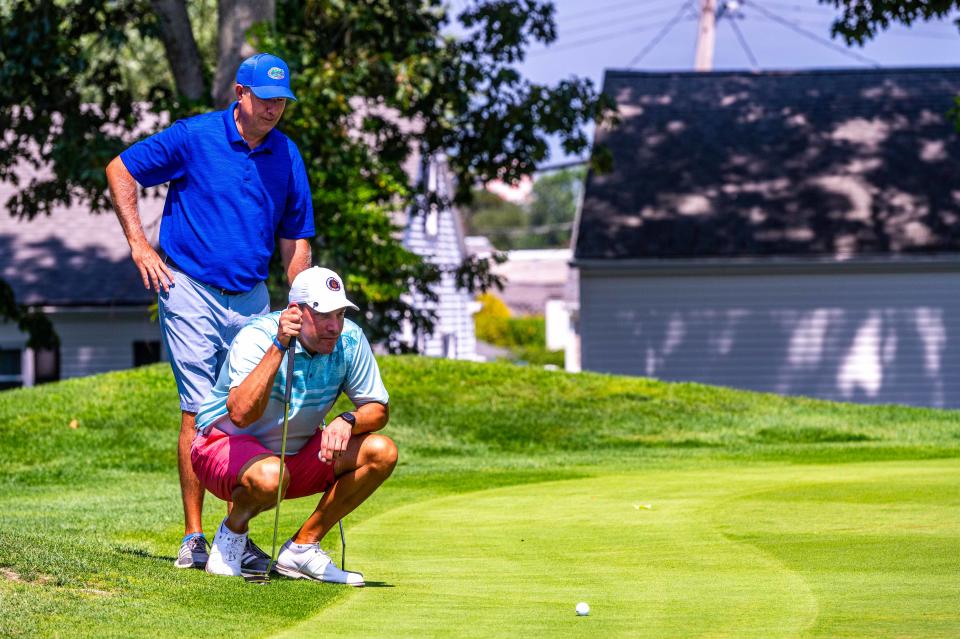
[205,520,248,577]
[275,539,364,586]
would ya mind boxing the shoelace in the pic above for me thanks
[186,535,209,554]
[300,543,334,569]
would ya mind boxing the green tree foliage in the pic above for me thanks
[822,1,960,129]
[0,280,57,350]
[522,166,583,249]
[0,0,151,342]
[821,0,960,44]
[462,166,584,250]
[462,190,529,250]
[1,0,612,350]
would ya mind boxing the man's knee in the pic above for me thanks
[240,458,290,499]
[363,434,398,473]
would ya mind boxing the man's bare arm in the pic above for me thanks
[106,156,174,293]
[226,304,302,427]
[279,238,312,285]
[320,402,389,463]
[345,402,389,435]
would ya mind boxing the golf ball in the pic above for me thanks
[576,602,590,616]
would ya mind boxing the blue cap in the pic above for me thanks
[236,53,297,101]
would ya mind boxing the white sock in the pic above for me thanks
[285,541,316,553]
[220,519,247,537]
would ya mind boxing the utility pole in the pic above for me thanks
[694,0,718,71]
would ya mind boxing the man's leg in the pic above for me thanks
[206,455,288,577]
[292,433,398,544]
[179,411,204,536]
[272,433,396,585]
[225,455,289,534]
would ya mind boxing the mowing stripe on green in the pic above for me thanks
[276,461,960,639]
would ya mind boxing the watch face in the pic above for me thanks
[340,412,356,425]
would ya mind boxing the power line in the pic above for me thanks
[773,14,960,38]
[749,2,883,67]
[882,29,959,40]
[535,159,588,173]
[563,4,688,38]
[529,20,673,56]
[758,0,836,15]
[561,0,678,22]
[754,12,960,39]
[726,16,760,69]
[626,1,697,68]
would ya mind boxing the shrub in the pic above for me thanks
[503,316,546,348]
[475,292,512,344]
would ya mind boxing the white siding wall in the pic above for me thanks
[580,268,960,408]
[0,307,164,384]
[404,204,478,359]
[402,156,477,360]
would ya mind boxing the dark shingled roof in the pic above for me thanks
[0,167,163,307]
[575,67,960,262]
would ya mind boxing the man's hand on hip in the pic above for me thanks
[131,241,174,293]
[319,416,352,463]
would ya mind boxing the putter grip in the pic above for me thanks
[284,349,296,403]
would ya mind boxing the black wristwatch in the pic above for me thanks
[338,412,356,430]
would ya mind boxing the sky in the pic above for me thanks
[451,0,960,164]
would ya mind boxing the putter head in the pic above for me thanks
[243,572,271,585]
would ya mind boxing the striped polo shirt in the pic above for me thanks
[195,312,388,454]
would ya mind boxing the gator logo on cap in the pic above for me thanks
[326,277,341,292]
[267,67,285,80]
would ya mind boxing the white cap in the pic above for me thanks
[288,267,359,313]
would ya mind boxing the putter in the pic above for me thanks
[244,344,296,585]
[339,519,346,571]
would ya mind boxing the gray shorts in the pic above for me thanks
[158,266,270,412]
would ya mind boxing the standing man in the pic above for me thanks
[106,53,314,571]
[192,266,397,585]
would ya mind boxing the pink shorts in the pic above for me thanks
[191,426,336,502]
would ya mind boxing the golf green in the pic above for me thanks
[276,460,960,639]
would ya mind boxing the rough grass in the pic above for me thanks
[0,357,958,638]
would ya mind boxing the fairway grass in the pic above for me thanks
[278,461,960,639]
[1,358,958,638]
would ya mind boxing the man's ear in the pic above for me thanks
[235,84,244,101]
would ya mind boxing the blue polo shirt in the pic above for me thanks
[120,103,315,291]
[195,313,389,455]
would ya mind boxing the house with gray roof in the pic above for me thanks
[0,149,477,388]
[0,176,165,388]
[574,67,960,408]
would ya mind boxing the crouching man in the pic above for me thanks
[191,266,397,586]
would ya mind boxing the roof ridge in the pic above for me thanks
[603,65,960,80]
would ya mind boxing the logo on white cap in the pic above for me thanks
[289,266,359,313]
[267,67,285,80]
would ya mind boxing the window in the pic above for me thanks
[425,205,439,238]
[134,340,162,367]
[443,333,457,359]
[33,347,60,385]
[0,348,22,390]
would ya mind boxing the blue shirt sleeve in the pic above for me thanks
[119,120,190,187]
[277,143,315,240]
[344,332,389,407]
